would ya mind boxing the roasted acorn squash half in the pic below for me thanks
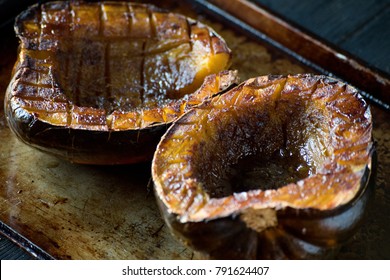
[4,1,233,164]
[152,74,376,259]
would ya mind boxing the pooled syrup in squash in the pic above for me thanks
[211,148,312,198]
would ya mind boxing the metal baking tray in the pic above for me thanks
[1,0,389,259]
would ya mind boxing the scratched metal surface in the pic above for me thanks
[0,0,389,259]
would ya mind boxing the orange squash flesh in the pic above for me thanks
[5,1,233,164]
[152,74,375,259]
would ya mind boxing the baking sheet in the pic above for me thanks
[0,0,389,259]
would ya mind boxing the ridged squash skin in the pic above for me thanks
[5,1,233,164]
[152,74,376,259]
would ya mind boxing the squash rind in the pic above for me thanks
[152,74,375,259]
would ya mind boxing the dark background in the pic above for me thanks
[253,0,390,76]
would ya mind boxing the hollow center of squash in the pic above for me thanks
[193,97,329,199]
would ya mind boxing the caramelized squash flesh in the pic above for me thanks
[152,74,375,259]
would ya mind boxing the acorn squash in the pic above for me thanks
[152,74,376,259]
[4,1,233,164]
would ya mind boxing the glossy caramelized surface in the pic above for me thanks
[153,74,374,223]
[7,1,231,131]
